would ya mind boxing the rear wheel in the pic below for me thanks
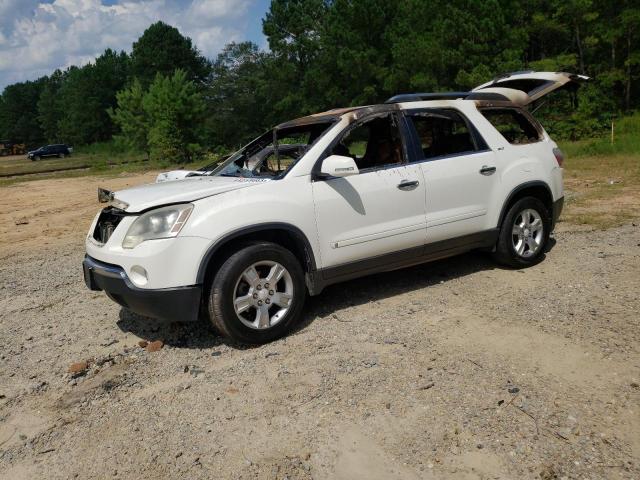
[494,196,550,267]
[207,242,306,344]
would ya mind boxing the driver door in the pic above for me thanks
[312,113,427,273]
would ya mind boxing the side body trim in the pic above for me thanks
[308,229,498,295]
[333,222,427,249]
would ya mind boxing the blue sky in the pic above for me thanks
[0,0,271,90]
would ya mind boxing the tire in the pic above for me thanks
[493,196,551,268]
[59,153,65,158]
[34,155,40,161]
[207,242,306,344]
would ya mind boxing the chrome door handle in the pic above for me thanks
[479,165,497,175]
[397,180,420,190]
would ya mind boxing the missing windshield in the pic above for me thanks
[211,121,335,179]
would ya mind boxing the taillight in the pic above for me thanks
[553,148,564,167]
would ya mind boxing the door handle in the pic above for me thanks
[479,165,497,176]
[397,179,420,190]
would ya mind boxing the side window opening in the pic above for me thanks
[212,121,333,179]
[407,109,478,160]
[480,108,542,145]
[262,150,298,172]
[331,114,404,171]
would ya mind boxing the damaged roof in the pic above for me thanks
[276,104,400,130]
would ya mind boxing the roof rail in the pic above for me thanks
[385,91,511,104]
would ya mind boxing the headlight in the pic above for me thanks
[122,203,193,249]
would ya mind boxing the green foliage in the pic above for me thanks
[255,0,639,141]
[560,112,640,157]
[110,70,206,162]
[1,2,638,153]
[37,70,65,143]
[143,70,206,162]
[261,0,328,118]
[130,21,210,87]
[312,0,398,107]
[109,78,148,154]
[204,42,273,148]
[0,78,46,146]
[55,50,129,145]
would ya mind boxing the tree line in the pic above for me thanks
[0,0,638,160]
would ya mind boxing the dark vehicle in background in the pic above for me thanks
[28,144,73,161]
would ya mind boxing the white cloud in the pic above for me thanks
[0,0,259,89]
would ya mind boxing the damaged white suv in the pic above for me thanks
[83,71,585,344]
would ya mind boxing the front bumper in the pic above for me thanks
[551,196,564,230]
[83,255,201,322]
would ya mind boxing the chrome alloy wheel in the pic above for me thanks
[512,208,544,258]
[233,261,294,330]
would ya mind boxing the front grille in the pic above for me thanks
[93,207,126,244]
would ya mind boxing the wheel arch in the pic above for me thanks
[497,181,554,228]
[196,223,317,288]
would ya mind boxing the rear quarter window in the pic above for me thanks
[480,108,542,145]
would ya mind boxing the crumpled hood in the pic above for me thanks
[113,176,272,212]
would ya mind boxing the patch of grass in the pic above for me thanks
[558,113,640,229]
[0,142,207,186]
[560,113,640,159]
[0,154,91,176]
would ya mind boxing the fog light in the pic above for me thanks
[129,265,148,286]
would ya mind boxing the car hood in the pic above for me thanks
[111,176,272,213]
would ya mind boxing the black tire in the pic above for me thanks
[34,155,40,161]
[493,196,551,268]
[207,242,306,344]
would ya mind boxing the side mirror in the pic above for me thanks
[320,155,359,178]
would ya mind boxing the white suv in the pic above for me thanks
[83,71,585,344]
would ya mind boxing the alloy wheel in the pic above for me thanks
[233,261,294,330]
[511,208,544,258]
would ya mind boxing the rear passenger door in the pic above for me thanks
[403,108,501,243]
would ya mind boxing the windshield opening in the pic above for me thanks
[209,121,335,179]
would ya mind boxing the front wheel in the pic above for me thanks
[207,242,306,344]
[493,197,550,268]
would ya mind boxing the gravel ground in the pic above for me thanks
[0,178,639,479]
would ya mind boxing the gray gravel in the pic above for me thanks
[1,224,639,479]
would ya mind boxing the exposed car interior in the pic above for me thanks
[406,109,478,159]
[332,114,403,170]
[480,108,542,144]
[213,122,333,178]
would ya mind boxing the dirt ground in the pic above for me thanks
[0,173,639,479]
